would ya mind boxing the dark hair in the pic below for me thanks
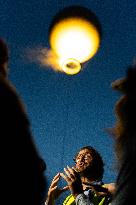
[74,146,104,181]
[112,66,136,165]
[0,38,9,64]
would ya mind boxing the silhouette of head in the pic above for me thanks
[111,64,136,163]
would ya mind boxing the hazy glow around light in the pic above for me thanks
[50,18,100,64]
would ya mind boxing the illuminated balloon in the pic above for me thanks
[49,6,102,75]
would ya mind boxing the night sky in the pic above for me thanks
[1,0,136,203]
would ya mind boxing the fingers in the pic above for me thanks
[64,167,75,180]
[60,166,78,186]
[60,166,83,196]
[52,173,60,181]
[62,185,69,191]
[49,185,58,193]
[72,166,78,172]
[46,172,69,204]
[60,172,69,183]
[66,166,77,177]
[49,173,60,189]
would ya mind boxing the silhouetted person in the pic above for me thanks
[110,64,136,205]
[0,38,46,205]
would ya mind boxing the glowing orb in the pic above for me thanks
[49,6,102,75]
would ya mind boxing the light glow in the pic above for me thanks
[50,18,100,64]
[61,58,81,75]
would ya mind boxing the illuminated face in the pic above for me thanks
[75,149,93,172]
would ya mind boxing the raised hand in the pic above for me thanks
[60,166,83,198]
[46,173,69,205]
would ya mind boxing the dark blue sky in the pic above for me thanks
[1,0,136,201]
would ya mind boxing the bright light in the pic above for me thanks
[49,18,100,75]
[60,58,81,75]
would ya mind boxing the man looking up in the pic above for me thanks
[46,146,115,205]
